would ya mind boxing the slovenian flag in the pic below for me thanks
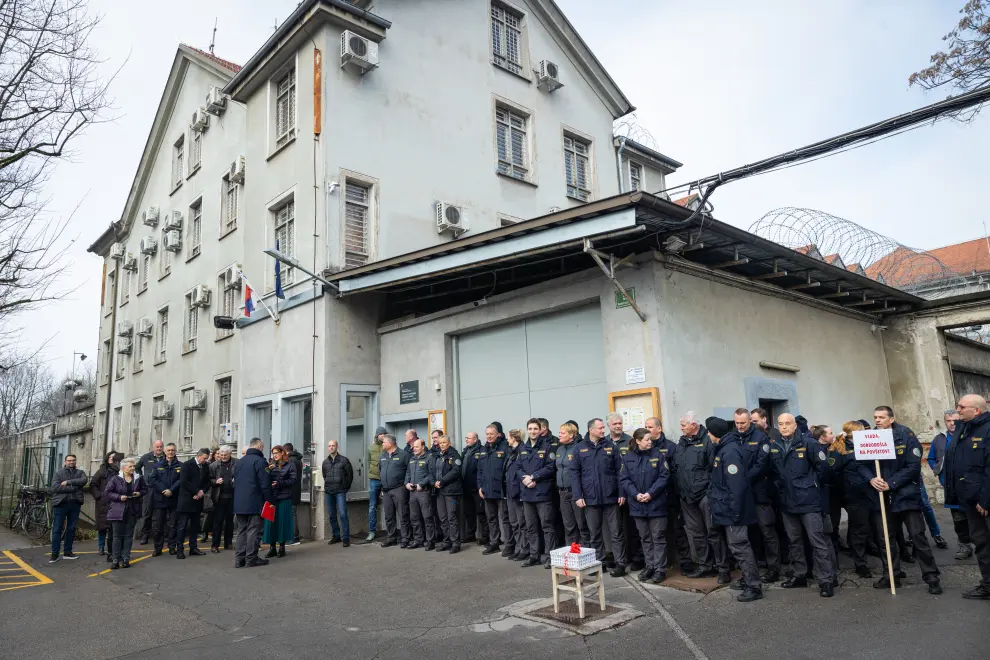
[244,281,255,317]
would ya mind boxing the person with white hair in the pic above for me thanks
[209,446,238,552]
[674,412,727,582]
[947,394,990,600]
[104,456,148,569]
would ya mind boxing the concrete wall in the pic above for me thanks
[945,334,990,401]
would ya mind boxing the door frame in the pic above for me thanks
[338,383,380,501]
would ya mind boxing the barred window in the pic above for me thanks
[563,134,592,201]
[275,68,296,148]
[172,136,184,188]
[495,106,529,180]
[491,3,523,74]
[344,181,371,269]
[275,201,295,285]
[629,162,642,192]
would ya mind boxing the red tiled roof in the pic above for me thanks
[926,237,990,277]
[793,244,815,255]
[824,253,842,265]
[673,193,699,207]
[183,44,242,73]
[846,263,866,275]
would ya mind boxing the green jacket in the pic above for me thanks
[368,440,383,480]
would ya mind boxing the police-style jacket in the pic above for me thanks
[150,457,182,509]
[727,425,773,504]
[405,452,434,490]
[838,437,874,509]
[433,447,463,496]
[709,434,758,526]
[768,434,825,514]
[946,411,990,511]
[379,448,410,490]
[671,427,713,504]
[476,438,510,499]
[612,433,634,456]
[653,433,680,499]
[461,442,482,489]
[555,442,580,489]
[567,437,623,506]
[856,422,924,513]
[516,436,556,503]
[620,447,669,518]
[506,443,524,500]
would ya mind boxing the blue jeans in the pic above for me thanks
[51,502,81,555]
[368,479,382,533]
[920,484,941,537]
[325,492,350,541]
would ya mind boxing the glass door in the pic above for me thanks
[344,392,373,496]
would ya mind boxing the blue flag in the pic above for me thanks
[274,239,285,299]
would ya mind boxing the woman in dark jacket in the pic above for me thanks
[104,456,148,569]
[619,428,669,585]
[263,445,297,558]
[505,429,527,561]
[90,451,122,559]
[199,449,217,545]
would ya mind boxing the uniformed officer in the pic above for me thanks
[620,427,669,584]
[518,419,558,569]
[429,429,444,539]
[378,434,411,548]
[569,418,627,577]
[556,422,589,545]
[727,408,780,582]
[812,425,841,578]
[609,413,643,572]
[948,394,990,600]
[866,406,942,594]
[504,429,528,560]
[135,439,164,544]
[477,423,511,555]
[769,414,836,597]
[150,443,182,556]
[674,412,728,583]
[461,432,488,546]
[645,417,694,574]
[405,439,436,550]
[835,421,878,578]
[707,417,763,602]
[432,434,463,554]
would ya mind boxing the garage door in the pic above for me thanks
[456,305,606,440]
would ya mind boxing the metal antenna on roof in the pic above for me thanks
[982,219,990,265]
[273,18,279,33]
[209,17,217,54]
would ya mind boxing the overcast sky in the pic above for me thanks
[26,0,988,376]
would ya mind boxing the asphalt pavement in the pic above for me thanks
[0,507,988,660]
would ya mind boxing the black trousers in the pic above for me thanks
[725,525,761,590]
[559,488,589,545]
[409,490,435,544]
[846,503,879,570]
[462,488,488,543]
[952,508,973,545]
[176,511,201,552]
[484,498,509,547]
[875,509,940,581]
[507,497,527,554]
[621,503,644,566]
[585,504,625,566]
[666,499,693,569]
[524,500,556,561]
[383,486,410,544]
[965,507,990,586]
[211,498,235,548]
[138,491,154,540]
[437,494,460,546]
[152,507,177,552]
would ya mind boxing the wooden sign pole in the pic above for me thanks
[875,459,896,595]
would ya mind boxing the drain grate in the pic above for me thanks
[526,601,624,625]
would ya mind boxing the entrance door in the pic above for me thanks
[343,391,377,497]
[246,403,273,455]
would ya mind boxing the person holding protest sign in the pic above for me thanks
[946,395,990,600]
[837,421,880,578]
[865,406,942,595]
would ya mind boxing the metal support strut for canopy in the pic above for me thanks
[583,238,647,322]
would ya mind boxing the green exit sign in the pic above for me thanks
[615,288,636,309]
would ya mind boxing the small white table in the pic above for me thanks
[551,562,605,619]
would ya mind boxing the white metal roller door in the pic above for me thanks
[456,305,606,439]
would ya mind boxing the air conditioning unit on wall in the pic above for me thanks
[137,318,153,337]
[153,400,174,420]
[184,389,207,411]
[190,107,210,132]
[340,30,379,74]
[436,201,468,237]
[163,230,182,252]
[206,87,227,115]
[139,237,157,255]
[229,156,245,184]
[164,210,182,231]
[537,60,563,92]
[191,284,211,308]
[117,337,132,354]
[143,206,160,227]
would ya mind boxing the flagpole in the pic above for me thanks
[238,270,280,324]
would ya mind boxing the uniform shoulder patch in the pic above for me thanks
[549,452,556,460]
[912,447,921,457]
[762,444,770,453]
[828,457,836,466]
[727,464,738,475]
[454,459,461,466]
[818,450,826,461]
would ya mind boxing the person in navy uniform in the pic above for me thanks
[504,430,528,561]
[460,432,488,546]
[707,416,763,602]
[477,423,511,555]
[569,418,628,577]
[620,427,669,584]
[150,443,182,556]
[645,417,694,575]
[864,406,942,594]
[378,434,411,548]
[405,439,436,550]
[769,414,836,597]
[517,419,558,569]
[432,435,463,554]
[946,394,990,600]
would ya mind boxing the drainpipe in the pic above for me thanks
[103,243,121,459]
[616,136,628,193]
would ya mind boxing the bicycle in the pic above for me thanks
[7,485,38,532]
[21,489,52,541]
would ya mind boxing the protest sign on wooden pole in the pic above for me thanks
[853,429,897,595]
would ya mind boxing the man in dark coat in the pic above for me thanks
[135,439,164,544]
[209,447,237,552]
[176,448,211,559]
[233,438,275,567]
[151,443,182,556]
[283,442,304,544]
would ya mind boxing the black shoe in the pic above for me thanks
[737,587,764,603]
[684,568,717,579]
[438,543,452,551]
[407,542,424,550]
[152,549,163,557]
[278,546,286,558]
[199,534,209,543]
[380,540,398,548]
[482,545,500,555]
[235,559,246,568]
[477,538,488,546]
[342,540,350,548]
[98,548,105,556]
[510,551,526,561]
[106,553,112,563]
[520,557,540,568]
[962,584,990,600]
[873,576,901,589]
[265,547,278,558]
[328,537,342,545]
[168,548,176,555]
[900,551,916,564]
[449,545,461,555]
[820,583,834,598]
[544,559,552,569]
[866,546,882,558]
[855,565,872,578]
[424,543,435,551]
[650,572,667,585]
[189,549,206,556]
[609,564,627,578]
[928,580,943,595]
[176,552,186,560]
[63,552,78,560]
[679,563,695,575]
[48,553,60,563]
[630,560,646,572]
[761,569,780,583]
[211,547,220,554]
[717,571,732,585]
[781,577,807,589]
[247,558,269,567]
[111,562,120,570]
[730,578,745,591]
[933,535,948,549]
[501,546,514,557]
[638,567,655,581]
[122,561,130,568]
[139,538,149,546]
[894,570,907,579]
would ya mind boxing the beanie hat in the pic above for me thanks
[705,416,731,439]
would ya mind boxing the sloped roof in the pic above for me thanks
[673,193,698,207]
[926,237,990,276]
[183,45,241,73]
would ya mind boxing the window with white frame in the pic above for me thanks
[152,395,164,445]
[629,161,643,192]
[121,268,131,305]
[112,406,122,450]
[495,104,530,180]
[217,377,232,428]
[184,291,198,353]
[344,181,372,269]
[104,270,115,316]
[101,338,111,385]
[491,2,525,75]
[217,272,235,340]
[156,306,168,363]
[159,228,172,277]
[134,322,145,372]
[139,254,149,293]
[172,135,184,189]
[191,131,202,172]
[221,174,238,235]
[188,199,202,258]
[274,200,295,286]
[563,133,592,201]
[115,335,126,380]
[180,388,194,451]
[275,67,296,148]
[129,401,141,455]
[96,410,106,451]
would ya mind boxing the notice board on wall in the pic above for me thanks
[608,387,661,431]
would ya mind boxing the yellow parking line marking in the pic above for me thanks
[1,551,53,584]
[0,551,52,592]
[0,583,49,592]
[87,544,181,577]
[0,567,27,572]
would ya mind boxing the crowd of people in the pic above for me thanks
[43,394,990,603]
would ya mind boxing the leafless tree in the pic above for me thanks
[0,0,112,368]
[910,0,990,121]
[0,354,54,435]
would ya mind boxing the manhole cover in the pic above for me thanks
[526,601,624,625]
